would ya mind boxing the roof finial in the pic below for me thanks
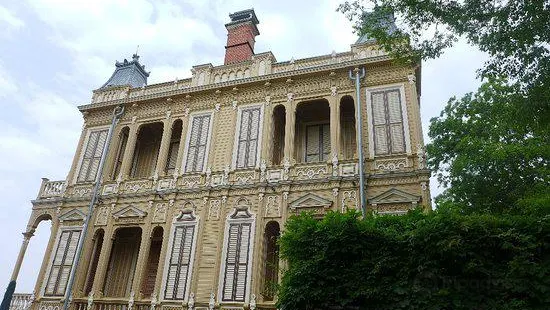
[133,45,140,62]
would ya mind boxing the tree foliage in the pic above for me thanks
[428,79,550,212]
[277,210,550,309]
[338,0,550,210]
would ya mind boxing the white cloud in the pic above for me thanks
[0,5,24,29]
[0,61,18,97]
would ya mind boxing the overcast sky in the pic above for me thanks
[0,0,487,294]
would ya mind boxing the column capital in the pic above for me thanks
[22,231,35,241]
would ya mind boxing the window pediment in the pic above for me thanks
[112,205,147,220]
[370,188,420,205]
[289,193,332,210]
[59,209,86,223]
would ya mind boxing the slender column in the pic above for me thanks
[120,123,139,180]
[174,116,190,176]
[102,126,123,181]
[283,101,296,163]
[156,118,173,177]
[261,103,273,166]
[132,222,153,299]
[91,223,114,298]
[329,95,340,161]
[10,232,34,281]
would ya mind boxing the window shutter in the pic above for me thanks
[164,225,196,300]
[78,130,108,182]
[236,107,261,169]
[185,115,211,173]
[222,223,251,302]
[165,141,179,174]
[45,230,81,296]
[371,92,388,155]
[386,90,405,153]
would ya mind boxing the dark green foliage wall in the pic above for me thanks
[277,209,550,310]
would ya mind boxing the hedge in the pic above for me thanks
[277,208,550,310]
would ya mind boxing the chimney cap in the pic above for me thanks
[225,9,260,35]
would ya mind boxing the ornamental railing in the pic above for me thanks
[9,293,33,310]
[37,178,66,199]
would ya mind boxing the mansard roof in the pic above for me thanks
[99,54,150,90]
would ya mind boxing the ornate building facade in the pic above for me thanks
[12,8,430,310]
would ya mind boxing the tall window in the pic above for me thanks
[371,89,406,155]
[77,129,108,182]
[44,229,81,296]
[262,222,280,301]
[220,205,255,303]
[164,225,195,300]
[305,124,330,162]
[185,114,212,173]
[235,106,262,169]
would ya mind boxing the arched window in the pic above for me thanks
[340,96,357,159]
[262,221,280,301]
[271,105,286,165]
[84,229,104,295]
[141,227,164,298]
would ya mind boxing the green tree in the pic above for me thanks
[338,0,550,211]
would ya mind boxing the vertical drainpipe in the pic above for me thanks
[62,105,125,310]
[349,68,367,217]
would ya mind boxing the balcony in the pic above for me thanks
[9,293,33,310]
[37,178,66,199]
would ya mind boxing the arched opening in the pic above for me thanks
[294,99,331,163]
[103,227,142,297]
[112,126,129,180]
[271,105,286,165]
[17,215,52,293]
[140,227,164,298]
[340,96,357,159]
[131,122,163,178]
[262,221,280,301]
[165,120,183,175]
[84,229,104,295]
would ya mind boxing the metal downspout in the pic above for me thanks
[62,105,125,310]
[349,68,367,217]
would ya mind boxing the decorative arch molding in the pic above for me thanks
[28,210,55,231]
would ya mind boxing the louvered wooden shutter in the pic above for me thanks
[236,107,261,169]
[185,115,211,173]
[371,92,389,155]
[386,90,405,153]
[77,130,108,182]
[45,230,81,296]
[164,225,196,300]
[222,223,252,302]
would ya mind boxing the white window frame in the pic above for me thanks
[365,83,412,158]
[159,210,200,303]
[231,103,264,170]
[72,125,110,184]
[40,225,83,298]
[217,205,256,304]
[181,111,215,174]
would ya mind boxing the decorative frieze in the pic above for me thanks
[373,157,409,171]
[264,195,282,218]
[295,164,327,180]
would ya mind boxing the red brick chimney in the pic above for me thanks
[224,9,260,65]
